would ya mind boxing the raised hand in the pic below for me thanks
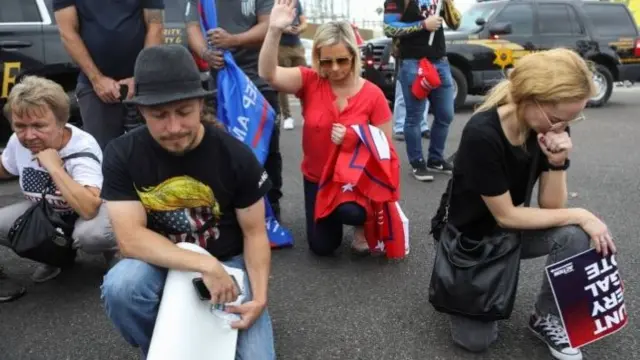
[270,0,298,30]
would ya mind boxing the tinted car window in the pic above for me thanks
[0,0,42,23]
[584,4,637,37]
[455,3,500,33]
[538,4,574,35]
[493,4,534,36]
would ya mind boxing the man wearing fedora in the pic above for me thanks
[99,44,276,359]
[185,0,284,221]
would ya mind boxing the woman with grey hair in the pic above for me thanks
[259,0,395,256]
[0,76,116,284]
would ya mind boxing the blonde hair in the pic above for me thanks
[6,76,70,125]
[476,48,596,141]
[312,21,362,78]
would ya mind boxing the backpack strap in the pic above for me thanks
[61,152,100,164]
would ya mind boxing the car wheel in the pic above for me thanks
[587,64,613,108]
[450,66,467,111]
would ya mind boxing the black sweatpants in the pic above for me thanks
[303,179,367,256]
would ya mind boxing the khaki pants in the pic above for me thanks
[278,44,307,119]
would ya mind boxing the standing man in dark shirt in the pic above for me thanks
[383,0,461,181]
[278,0,307,131]
[185,0,284,221]
[100,45,275,358]
[53,0,165,150]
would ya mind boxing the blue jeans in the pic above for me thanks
[100,255,276,360]
[393,78,429,134]
[398,58,455,164]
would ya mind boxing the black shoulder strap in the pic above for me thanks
[523,146,540,207]
[61,152,101,164]
[42,152,101,196]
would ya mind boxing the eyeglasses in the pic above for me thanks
[535,101,586,132]
[318,57,352,68]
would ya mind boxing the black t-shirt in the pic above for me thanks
[447,108,551,240]
[101,124,272,261]
[53,0,165,84]
[386,0,446,61]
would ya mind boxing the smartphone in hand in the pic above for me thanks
[192,276,241,301]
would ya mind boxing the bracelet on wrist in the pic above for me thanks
[548,159,570,171]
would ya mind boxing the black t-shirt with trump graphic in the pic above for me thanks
[101,124,271,261]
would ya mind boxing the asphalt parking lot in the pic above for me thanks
[1,88,639,360]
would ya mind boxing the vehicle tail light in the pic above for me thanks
[634,38,640,57]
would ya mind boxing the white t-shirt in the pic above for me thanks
[1,124,103,214]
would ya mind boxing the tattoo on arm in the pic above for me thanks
[144,9,164,24]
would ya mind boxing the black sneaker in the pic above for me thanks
[0,267,26,302]
[411,160,434,182]
[528,313,582,360]
[422,130,431,139]
[427,159,454,174]
[394,132,404,141]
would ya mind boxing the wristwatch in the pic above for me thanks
[548,159,570,171]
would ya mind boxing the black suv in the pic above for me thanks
[362,0,640,110]
[0,0,208,145]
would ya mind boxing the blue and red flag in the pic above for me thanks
[199,0,293,249]
[315,125,408,258]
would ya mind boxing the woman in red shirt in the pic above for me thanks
[259,0,393,256]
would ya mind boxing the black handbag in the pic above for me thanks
[7,152,101,268]
[428,148,539,322]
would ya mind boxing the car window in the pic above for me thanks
[493,4,534,36]
[454,3,500,33]
[538,4,575,35]
[0,0,42,23]
[583,4,638,37]
[164,0,188,23]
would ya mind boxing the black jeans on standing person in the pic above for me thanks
[303,179,367,256]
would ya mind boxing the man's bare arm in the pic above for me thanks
[107,201,220,273]
[143,9,165,47]
[236,199,271,305]
[186,20,209,59]
[233,15,270,48]
[54,6,103,83]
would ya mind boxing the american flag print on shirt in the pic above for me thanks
[21,167,73,214]
[136,176,223,249]
[148,206,219,248]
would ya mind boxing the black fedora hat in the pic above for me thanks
[125,44,213,106]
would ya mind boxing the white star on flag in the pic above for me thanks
[375,241,385,252]
[341,183,355,192]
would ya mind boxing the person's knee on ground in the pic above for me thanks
[449,315,498,353]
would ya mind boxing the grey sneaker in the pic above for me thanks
[0,268,26,302]
[31,264,62,283]
[529,313,582,360]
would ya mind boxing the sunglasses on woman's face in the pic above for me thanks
[318,57,352,68]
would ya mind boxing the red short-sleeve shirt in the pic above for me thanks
[295,66,392,182]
